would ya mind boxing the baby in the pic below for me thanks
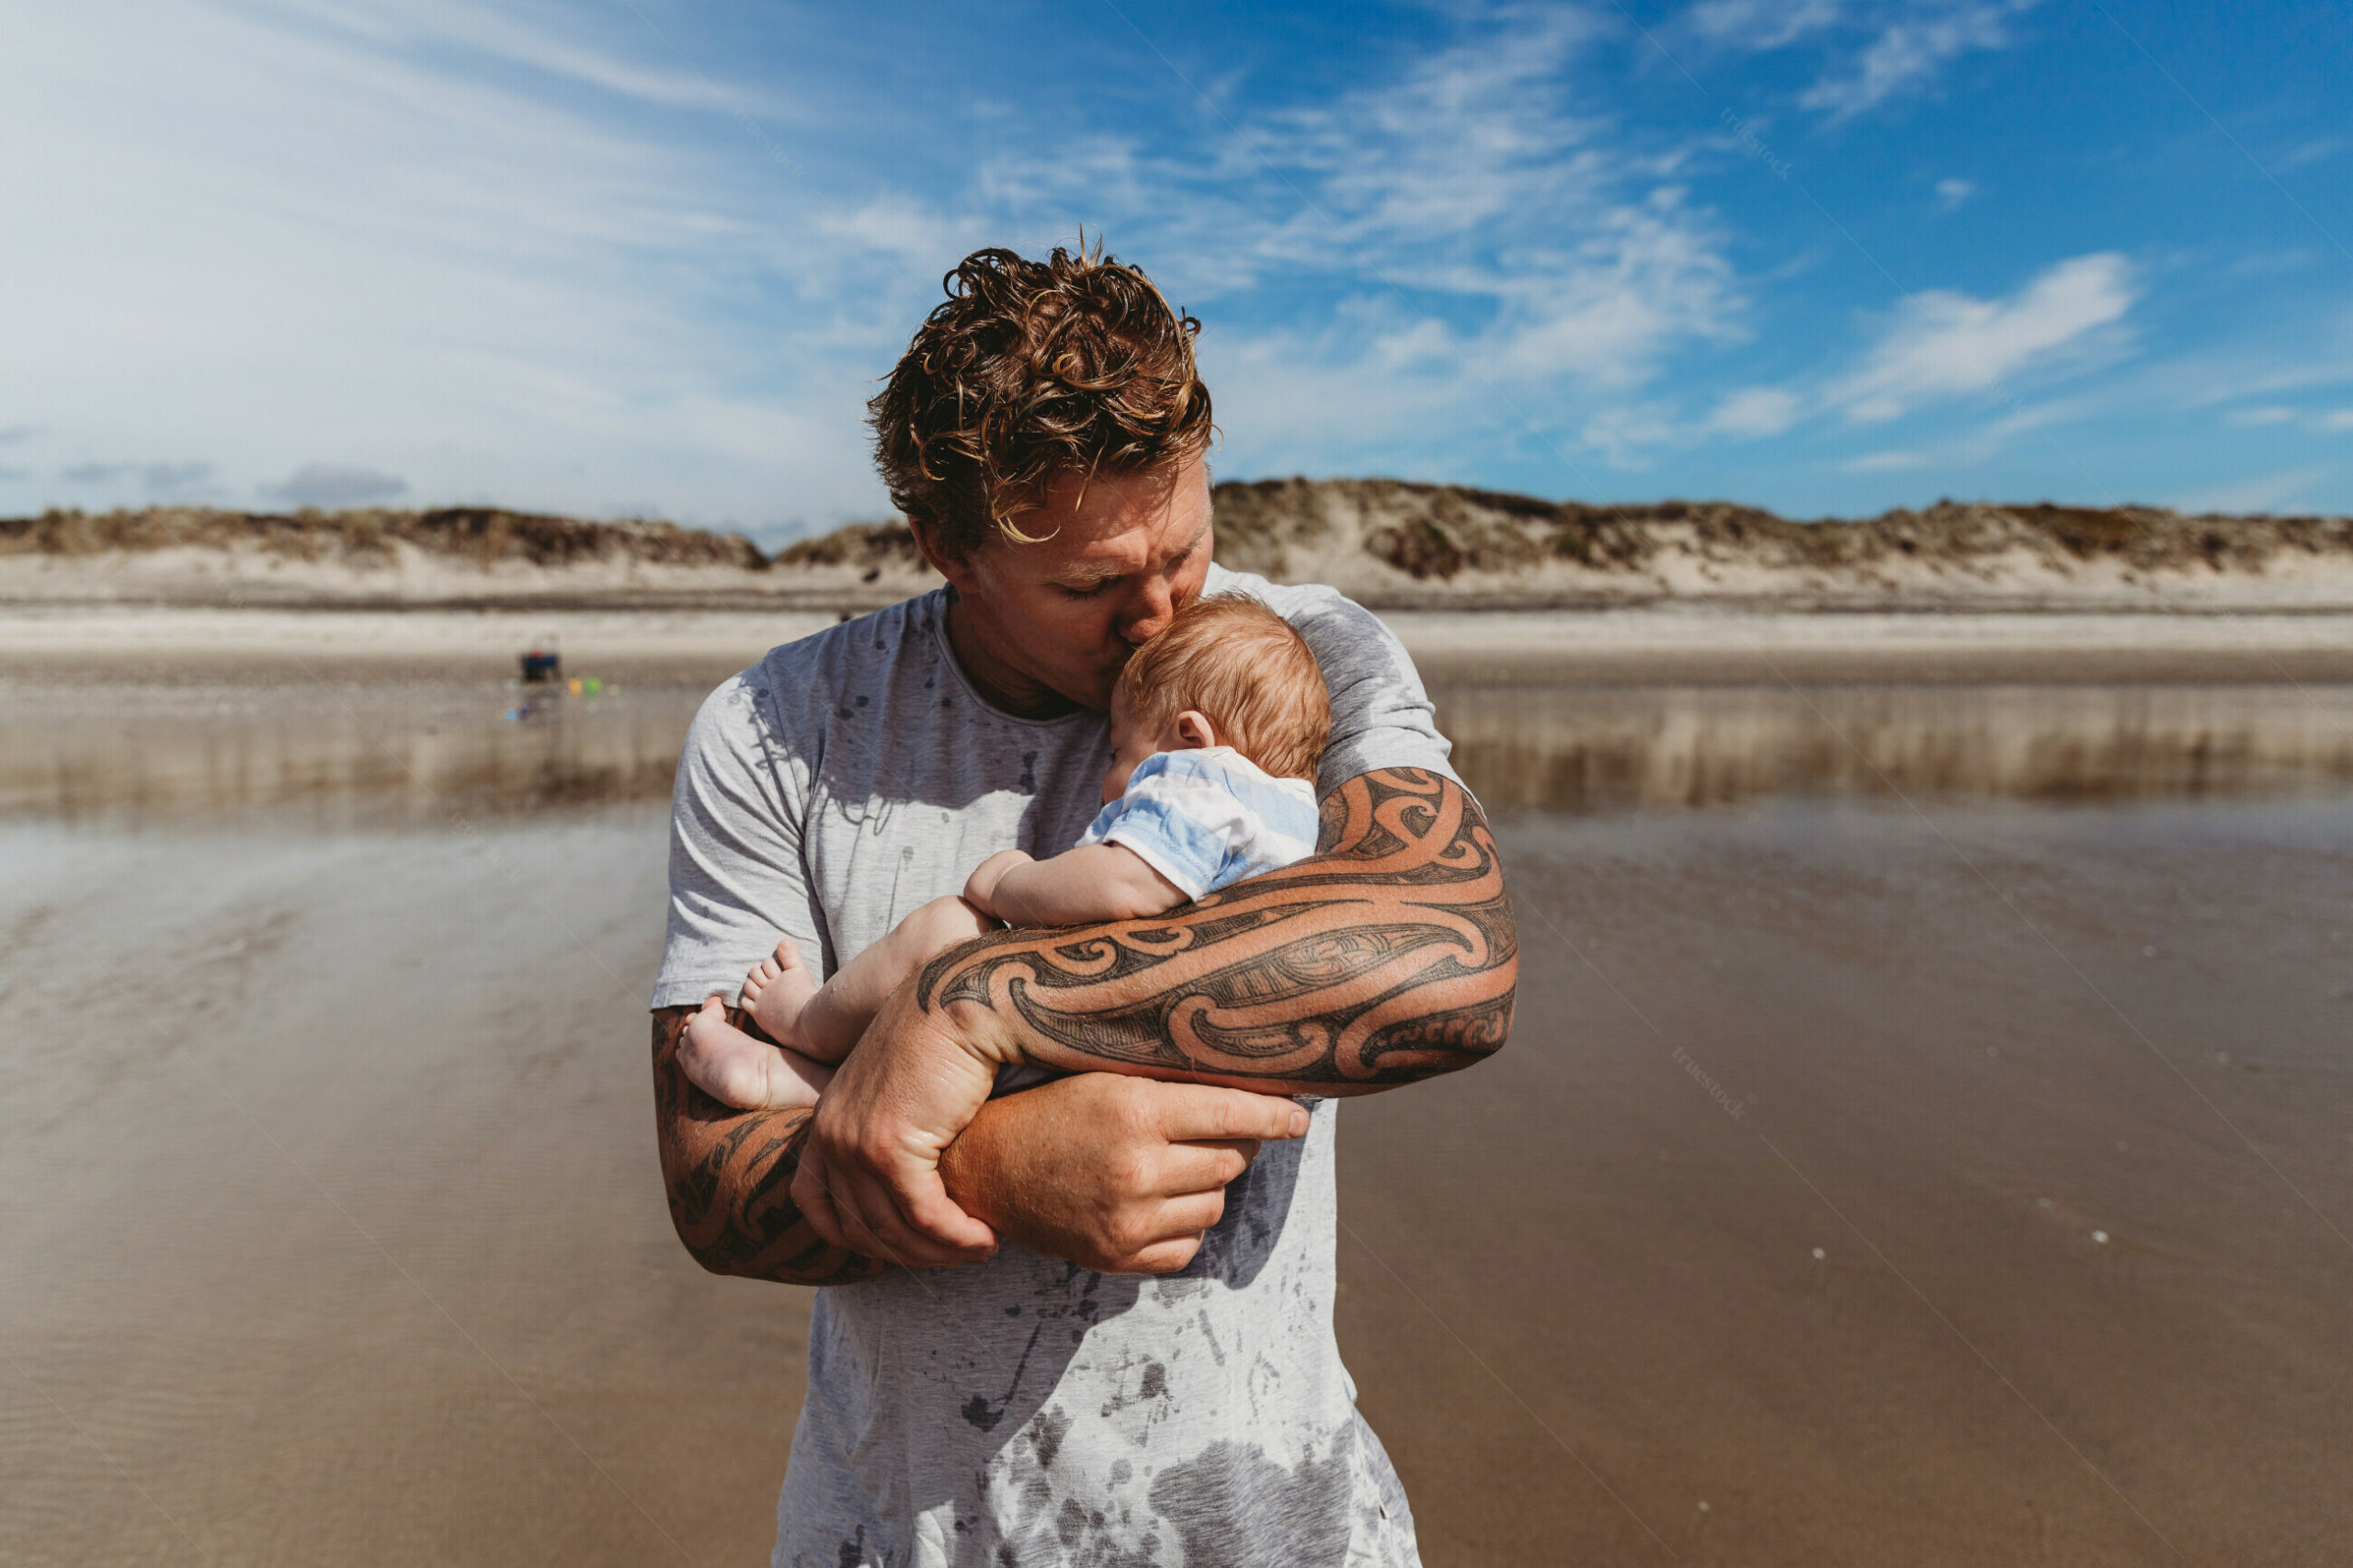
[679,593,1332,1111]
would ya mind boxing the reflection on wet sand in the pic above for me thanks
[5,679,2350,824]
[5,658,2352,1567]
[0,683,705,824]
[7,797,2348,1565]
[1439,681,2353,811]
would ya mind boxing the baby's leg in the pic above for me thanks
[791,895,996,1060]
[679,995,834,1111]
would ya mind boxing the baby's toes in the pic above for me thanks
[774,938,807,975]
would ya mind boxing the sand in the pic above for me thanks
[4,783,2347,1565]
[8,601,2353,687]
[5,618,2351,1564]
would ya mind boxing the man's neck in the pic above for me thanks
[942,592,1084,720]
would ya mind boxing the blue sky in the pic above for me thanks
[3,1,2347,541]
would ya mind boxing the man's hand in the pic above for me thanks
[942,1074,1311,1274]
[789,980,1012,1267]
[791,971,1314,1265]
[655,1005,1303,1281]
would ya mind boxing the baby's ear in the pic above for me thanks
[1173,709,1220,749]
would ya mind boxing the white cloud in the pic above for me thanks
[1801,3,2034,119]
[1577,405,1682,468]
[1690,1,2039,120]
[1835,252,2135,421]
[940,12,1744,470]
[0,2,893,528]
[1935,177,1975,210]
[2318,410,2353,431]
[264,463,410,506]
[1841,448,1934,472]
[1706,386,1802,437]
[2226,406,2301,426]
[1687,0,1847,51]
[2172,467,2329,515]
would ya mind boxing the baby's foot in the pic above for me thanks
[743,937,820,1051]
[679,995,831,1112]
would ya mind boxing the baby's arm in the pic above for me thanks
[965,844,1188,928]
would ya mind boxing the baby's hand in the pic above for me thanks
[962,849,1034,919]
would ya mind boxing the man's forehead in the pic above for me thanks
[1043,455,1206,520]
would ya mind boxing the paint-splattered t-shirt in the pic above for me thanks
[654,565,1454,1567]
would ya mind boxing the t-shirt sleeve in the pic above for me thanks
[650,674,829,1011]
[1286,591,1461,799]
[1086,766,1245,903]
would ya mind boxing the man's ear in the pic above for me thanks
[906,516,973,589]
[1172,709,1220,749]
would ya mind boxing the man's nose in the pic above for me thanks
[1120,578,1176,646]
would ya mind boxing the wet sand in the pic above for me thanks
[10,602,2353,687]
[1341,799,2352,1565]
[3,665,2350,1564]
[6,674,2350,825]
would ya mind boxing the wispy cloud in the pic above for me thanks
[2172,466,2329,515]
[1935,176,1974,210]
[1690,1,2039,119]
[943,11,1744,472]
[1686,0,1848,51]
[1835,252,2134,421]
[1706,386,1802,437]
[265,463,409,506]
[1841,448,1935,472]
[141,460,214,495]
[1802,3,2030,119]
[0,1,877,529]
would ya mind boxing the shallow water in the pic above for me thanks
[6,677,2352,824]
[2,681,2349,1565]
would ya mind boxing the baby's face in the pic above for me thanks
[1100,689,1170,803]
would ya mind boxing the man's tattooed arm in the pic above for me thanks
[651,1006,887,1285]
[916,768,1517,1091]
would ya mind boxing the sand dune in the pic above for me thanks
[8,481,2353,611]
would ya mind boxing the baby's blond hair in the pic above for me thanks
[1115,594,1330,783]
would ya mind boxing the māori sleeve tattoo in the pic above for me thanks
[651,1007,886,1286]
[915,768,1517,1088]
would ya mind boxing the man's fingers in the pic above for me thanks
[830,1188,916,1270]
[1154,1138,1259,1195]
[1125,1234,1207,1275]
[1152,1189,1228,1240]
[886,1171,999,1259]
[790,1158,847,1252]
[833,1165,995,1270]
[1153,1084,1312,1145]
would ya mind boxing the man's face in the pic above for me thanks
[926,453,1214,713]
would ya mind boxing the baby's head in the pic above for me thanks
[1105,593,1330,801]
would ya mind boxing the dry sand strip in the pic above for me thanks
[4,602,2353,687]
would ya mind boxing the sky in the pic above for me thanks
[2,1,2348,542]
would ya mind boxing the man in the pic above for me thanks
[651,244,1517,1565]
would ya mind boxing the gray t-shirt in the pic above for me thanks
[654,564,1455,1568]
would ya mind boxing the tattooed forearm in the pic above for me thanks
[651,1006,888,1286]
[915,768,1517,1089]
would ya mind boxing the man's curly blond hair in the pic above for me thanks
[869,243,1214,556]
